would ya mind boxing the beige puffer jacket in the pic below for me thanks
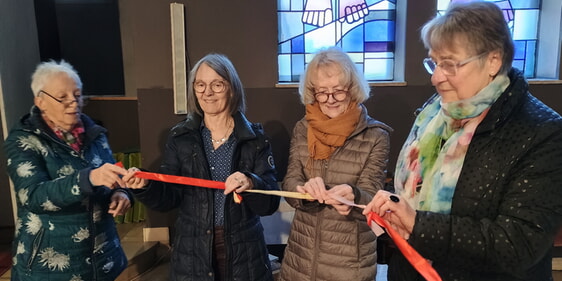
[279,105,392,281]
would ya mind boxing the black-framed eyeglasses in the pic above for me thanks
[423,53,488,76]
[40,90,82,106]
[314,89,349,103]
[193,80,228,94]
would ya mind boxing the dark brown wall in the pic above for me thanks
[86,0,562,229]
[116,0,562,178]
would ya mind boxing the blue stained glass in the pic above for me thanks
[292,35,305,54]
[513,10,538,40]
[342,26,365,52]
[279,12,306,43]
[366,20,394,41]
[436,0,540,78]
[278,54,292,82]
[291,0,304,10]
[365,58,393,80]
[291,54,306,81]
[524,40,536,76]
[513,40,526,60]
[513,59,524,71]
[278,0,397,82]
[510,0,539,8]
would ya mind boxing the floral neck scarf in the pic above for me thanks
[47,120,85,152]
[394,74,509,214]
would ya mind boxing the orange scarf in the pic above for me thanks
[305,102,360,160]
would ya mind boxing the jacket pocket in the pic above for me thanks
[26,227,45,271]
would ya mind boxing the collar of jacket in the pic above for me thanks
[351,104,393,138]
[18,105,106,145]
[475,67,527,135]
[171,111,258,142]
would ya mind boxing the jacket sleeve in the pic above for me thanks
[348,126,391,221]
[5,132,99,213]
[409,123,562,275]
[132,131,184,212]
[282,121,321,211]
[239,131,280,216]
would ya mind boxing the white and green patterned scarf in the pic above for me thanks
[395,74,509,214]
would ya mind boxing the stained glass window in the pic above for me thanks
[277,0,397,83]
[437,0,541,78]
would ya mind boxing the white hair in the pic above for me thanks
[30,60,82,97]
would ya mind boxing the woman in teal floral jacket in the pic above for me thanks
[4,60,134,281]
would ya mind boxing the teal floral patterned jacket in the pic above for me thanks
[4,106,128,281]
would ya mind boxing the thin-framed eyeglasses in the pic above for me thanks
[314,89,349,103]
[193,80,228,94]
[39,90,82,106]
[423,53,488,76]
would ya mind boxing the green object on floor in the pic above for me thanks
[113,151,146,224]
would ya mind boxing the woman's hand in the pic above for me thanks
[362,190,416,239]
[122,167,148,189]
[326,184,354,215]
[108,191,131,217]
[224,171,253,195]
[296,177,329,204]
[89,163,128,188]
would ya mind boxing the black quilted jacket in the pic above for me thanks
[389,68,562,281]
[133,111,279,281]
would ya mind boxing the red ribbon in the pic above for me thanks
[130,169,243,202]
[135,171,226,190]
[117,163,441,279]
[367,212,442,281]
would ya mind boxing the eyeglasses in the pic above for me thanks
[193,80,228,94]
[314,89,349,103]
[40,90,82,106]
[423,53,488,76]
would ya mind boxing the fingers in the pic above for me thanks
[362,190,393,216]
[108,192,131,217]
[332,203,352,215]
[301,177,328,203]
[123,167,148,189]
[89,163,129,188]
[325,184,354,205]
[224,172,252,195]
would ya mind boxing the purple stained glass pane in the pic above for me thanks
[365,42,394,52]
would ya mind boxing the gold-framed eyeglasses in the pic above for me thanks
[40,90,82,106]
[423,53,488,76]
[193,80,228,94]
[314,89,349,103]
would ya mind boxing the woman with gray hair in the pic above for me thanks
[4,60,134,280]
[363,1,562,280]
[126,53,280,281]
[279,46,392,280]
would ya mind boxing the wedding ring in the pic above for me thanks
[389,195,400,203]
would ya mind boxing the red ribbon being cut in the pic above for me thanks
[122,164,441,280]
[367,212,442,281]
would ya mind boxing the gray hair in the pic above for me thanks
[299,46,370,105]
[31,60,82,97]
[421,1,514,75]
[187,53,246,116]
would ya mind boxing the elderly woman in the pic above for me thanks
[125,53,280,281]
[363,2,562,281]
[4,60,133,280]
[279,47,392,281]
